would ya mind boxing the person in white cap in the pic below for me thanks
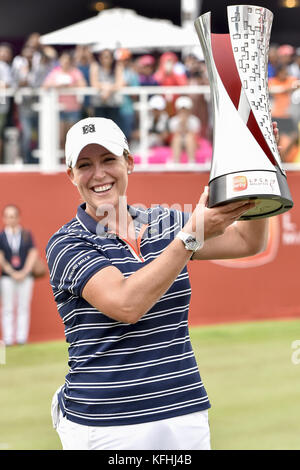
[169,95,201,163]
[47,116,273,450]
[121,95,169,153]
[147,95,170,148]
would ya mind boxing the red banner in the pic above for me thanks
[0,171,299,342]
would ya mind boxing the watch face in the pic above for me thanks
[188,241,199,251]
[185,236,201,251]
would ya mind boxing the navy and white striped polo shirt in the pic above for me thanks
[46,203,211,426]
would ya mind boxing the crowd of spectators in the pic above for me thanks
[0,33,299,165]
[0,33,210,165]
[268,44,300,162]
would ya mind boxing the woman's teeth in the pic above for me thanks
[93,184,113,193]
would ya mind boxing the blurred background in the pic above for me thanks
[0,0,300,168]
[0,0,299,450]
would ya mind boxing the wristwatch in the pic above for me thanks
[176,231,203,252]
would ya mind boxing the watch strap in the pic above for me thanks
[176,230,203,252]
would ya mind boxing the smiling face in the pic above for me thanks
[67,144,134,222]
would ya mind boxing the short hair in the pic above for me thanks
[2,204,21,215]
[0,42,13,51]
[59,49,74,60]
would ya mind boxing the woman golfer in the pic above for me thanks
[47,117,272,450]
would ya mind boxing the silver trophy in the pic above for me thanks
[194,5,293,219]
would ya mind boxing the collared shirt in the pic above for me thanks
[4,227,22,254]
[46,203,211,426]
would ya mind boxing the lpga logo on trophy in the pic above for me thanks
[194,5,294,219]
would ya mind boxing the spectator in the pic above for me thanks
[290,82,300,131]
[277,44,295,68]
[155,52,187,87]
[288,47,300,79]
[0,46,13,163]
[147,94,170,147]
[269,65,299,160]
[280,129,300,163]
[11,45,34,86]
[154,52,188,115]
[43,50,87,151]
[269,65,299,131]
[268,44,279,79]
[11,45,39,164]
[289,50,300,130]
[23,33,58,76]
[184,53,197,79]
[169,96,201,163]
[24,32,43,56]
[0,43,15,161]
[30,47,57,88]
[90,48,124,128]
[21,32,56,81]
[184,54,210,139]
[74,45,94,118]
[12,44,57,164]
[137,55,159,86]
[24,33,45,73]
[0,42,13,66]
[130,94,170,152]
[115,48,140,141]
[0,204,38,346]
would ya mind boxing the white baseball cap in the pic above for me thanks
[65,117,130,168]
[175,96,193,110]
[149,95,166,111]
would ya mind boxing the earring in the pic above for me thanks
[128,170,131,174]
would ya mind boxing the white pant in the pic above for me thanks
[51,388,211,450]
[0,275,34,345]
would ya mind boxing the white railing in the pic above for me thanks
[1,84,210,173]
[0,85,299,173]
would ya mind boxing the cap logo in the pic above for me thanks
[82,124,96,134]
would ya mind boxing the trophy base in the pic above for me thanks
[208,168,293,220]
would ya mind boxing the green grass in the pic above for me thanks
[0,341,69,450]
[0,319,299,450]
[190,319,300,450]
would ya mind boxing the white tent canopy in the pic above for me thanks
[40,8,202,55]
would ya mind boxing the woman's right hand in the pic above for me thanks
[11,270,26,281]
[182,186,255,242]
